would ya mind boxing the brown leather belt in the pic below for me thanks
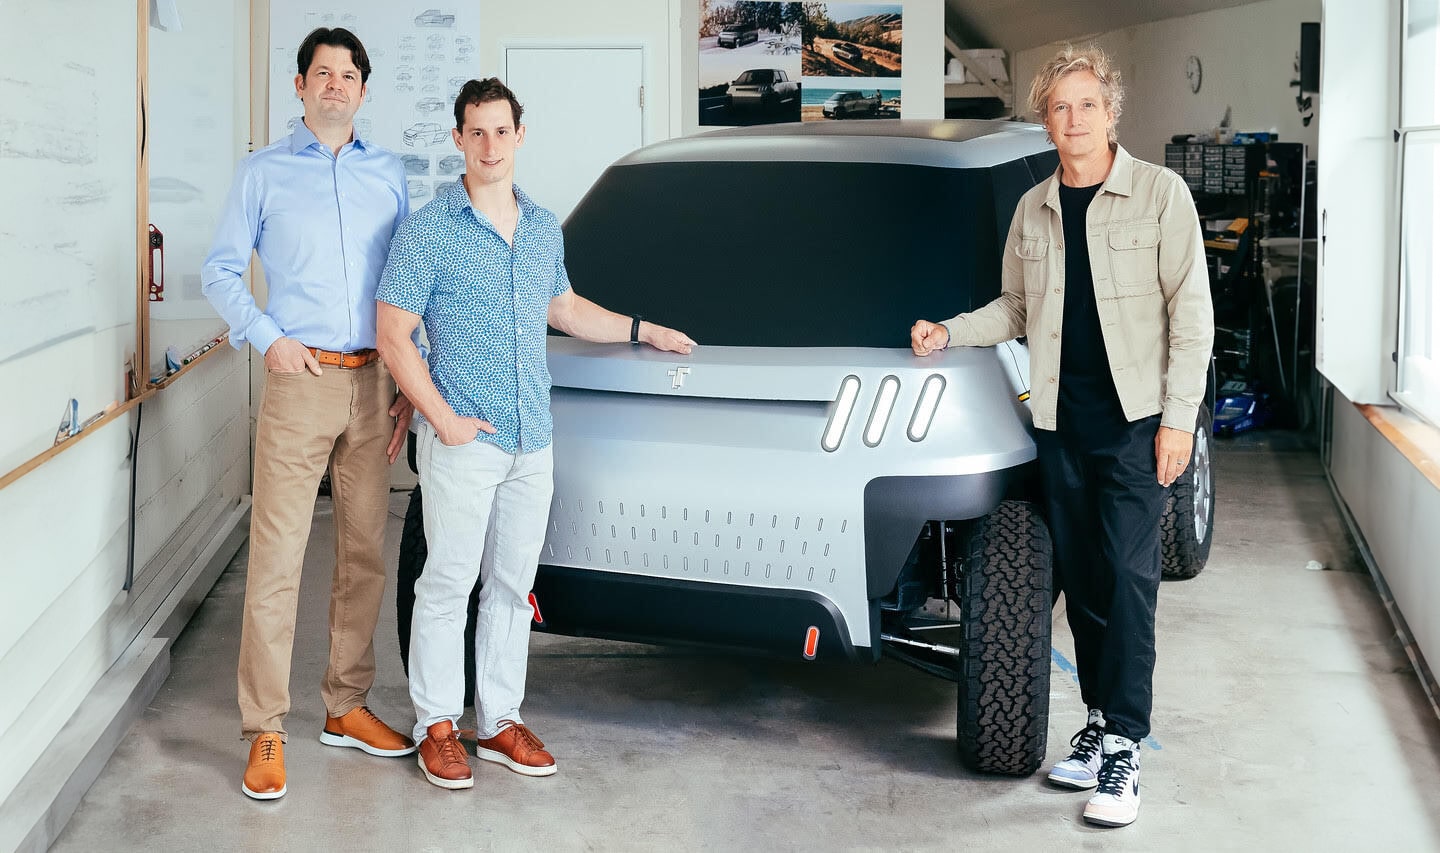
[307,347,378,369]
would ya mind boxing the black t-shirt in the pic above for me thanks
[1056,181,1128,441]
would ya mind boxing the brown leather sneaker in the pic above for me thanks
[320,706,417,757]
[475,721,557,777]
[242,733,286,800]
[418,721,473,790]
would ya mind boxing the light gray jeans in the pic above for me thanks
[409,421,554,742]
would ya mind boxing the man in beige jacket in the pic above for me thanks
[911,44,1213,829]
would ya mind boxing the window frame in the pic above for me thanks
[1393,0,1440,426]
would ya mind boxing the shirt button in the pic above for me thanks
[1050,332,1059,340]
[1048,377,1057,384]
[1057,242,1064,251]
[1053,287,1062,294]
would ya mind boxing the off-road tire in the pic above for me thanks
[1161,405,1216,580]
[397,484,481,705]
[956,499,1053,775]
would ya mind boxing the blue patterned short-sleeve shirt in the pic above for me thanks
[377,180,571,454]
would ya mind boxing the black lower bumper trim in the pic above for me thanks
[532,565,872,664]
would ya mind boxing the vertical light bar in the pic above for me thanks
[821,375,862,452]
[863,375,901,447]
[908,374,946,441]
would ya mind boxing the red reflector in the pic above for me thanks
[803,626,819,660]
[529,592,543,624]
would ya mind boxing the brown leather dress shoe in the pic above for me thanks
[242,733,286,800]
[319,706,417,757]
[475,721,557,777]
[418,721,473,790]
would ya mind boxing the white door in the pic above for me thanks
[504,46,645,222]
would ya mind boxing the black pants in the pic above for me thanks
[1034,415,1165,742]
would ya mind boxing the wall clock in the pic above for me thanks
[1186,55,1203,94]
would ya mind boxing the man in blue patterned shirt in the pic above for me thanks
[203,27,418,802]
[376,78,694,790]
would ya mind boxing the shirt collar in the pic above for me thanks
[445,178,537,223]
[1101,145,1135,197]
[288,119,367,155]
[1043,143,1133,211]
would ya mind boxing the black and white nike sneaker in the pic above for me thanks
[1083,734,1141,827]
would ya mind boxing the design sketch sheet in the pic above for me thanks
[268,5,480,203]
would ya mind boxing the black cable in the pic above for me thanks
[124,401,142,592]
[1003,340,1027,394]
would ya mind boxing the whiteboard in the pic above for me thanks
[0,0,138,472]
[148,0,244,326]
[269,4,483,206]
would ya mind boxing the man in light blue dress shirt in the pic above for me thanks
[202,27,417,801]
[376,79,695,790]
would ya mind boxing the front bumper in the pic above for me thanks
[531,565,871,662]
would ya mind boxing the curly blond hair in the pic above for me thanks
[1027,44,1124,145]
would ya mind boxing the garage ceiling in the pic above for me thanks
[946,0,1272,51]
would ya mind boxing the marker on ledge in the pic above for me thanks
[77,401,120,432]
[182,335,226,365]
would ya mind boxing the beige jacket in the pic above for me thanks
[942,145,1215,434]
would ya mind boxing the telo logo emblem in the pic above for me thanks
[667,366,690,389]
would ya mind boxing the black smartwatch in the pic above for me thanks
[630,314,643,344]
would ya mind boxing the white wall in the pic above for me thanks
[0,0,252,834]
[479,0,682,146]
[1329,393,1440,680]
[1013,0,1322,164]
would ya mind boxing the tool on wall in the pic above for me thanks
[147,223,165,302]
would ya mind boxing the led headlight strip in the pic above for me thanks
[821,375,862,452]
[907,374,946,442]
[863,375,901,447]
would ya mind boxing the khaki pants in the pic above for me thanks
[238,361,394,740]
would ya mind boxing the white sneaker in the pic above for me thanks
[1047,709,1105,789]
[1083,734,1141,827]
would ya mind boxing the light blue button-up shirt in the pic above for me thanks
[377,180,570,454]
[202,123,409,354]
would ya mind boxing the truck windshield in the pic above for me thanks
[563,152,1058,348]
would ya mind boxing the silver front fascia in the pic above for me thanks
[542,339,1035,649]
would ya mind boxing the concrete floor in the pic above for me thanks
[52,432,1440,851]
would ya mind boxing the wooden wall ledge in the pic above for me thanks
[1357,403,1440,493]
[0,337,228,492]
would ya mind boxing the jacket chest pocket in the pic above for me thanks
[1107,225,1161,291]
[1014,235,1050,294]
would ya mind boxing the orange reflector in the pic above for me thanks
[803,626,819,660]
[528,592,544,624]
